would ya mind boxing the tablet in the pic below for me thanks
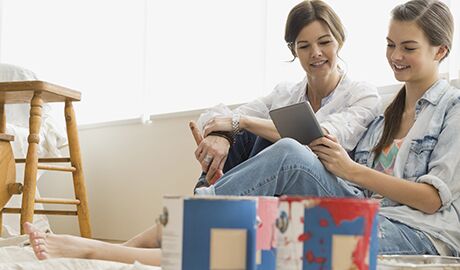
[269,101,324,145]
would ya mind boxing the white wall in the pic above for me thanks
[38,111,202,241]
[36,79,460,241]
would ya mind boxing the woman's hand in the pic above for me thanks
[309,134,358,179]
[203,117,233,137]
[195,135,230,182]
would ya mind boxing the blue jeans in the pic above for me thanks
[378,216,439,255]
[197,138,363,197]
[196,138,440,255]
[223,130,273,173]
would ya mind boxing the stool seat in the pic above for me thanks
[0,80,91,238]
[0,80,80,103]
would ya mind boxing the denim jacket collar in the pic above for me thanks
[418,79,449,106]
[414,80,449,118]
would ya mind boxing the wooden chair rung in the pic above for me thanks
[15,157,71,163]
[2,207,78,216]
[37,164,76,172]
[7,183,23,195]
[0,134,14,142]
[35,197,80,205]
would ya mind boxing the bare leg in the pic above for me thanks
[123,223,162,248]
[24,222,161,266]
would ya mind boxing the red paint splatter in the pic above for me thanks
[319,238,324,244]
[315,257,326,264]
[306,250,314,263]
[319,218,328,227]
[305,250,327,265]
[298,232,311,242]
[300,216,304,223]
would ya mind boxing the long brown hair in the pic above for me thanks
[373,87,406,155]
[284,0,345,61]
[373,0,453,156]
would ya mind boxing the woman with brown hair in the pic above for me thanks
[193,0,380,186]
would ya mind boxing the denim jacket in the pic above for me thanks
[353,80,460,254]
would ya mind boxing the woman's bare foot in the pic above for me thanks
[23,222,100,260]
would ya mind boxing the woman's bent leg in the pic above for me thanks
[196,138,363,197]
[378,216,439,255]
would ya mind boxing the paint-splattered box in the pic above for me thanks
[160,195,258,270]
[276,197,379,270]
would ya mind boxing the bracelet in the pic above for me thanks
[207,131,234,144]
[232,113,241,136]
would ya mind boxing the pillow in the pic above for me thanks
[0,64,51,128]
[0,63,37,82]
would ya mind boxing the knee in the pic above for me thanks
[274,137,302,150]
[272,138,311,160]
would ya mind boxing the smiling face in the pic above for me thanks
[294,20,340,79]
[386,19,444,86]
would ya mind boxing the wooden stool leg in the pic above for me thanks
[0,210,3,236]
[65,101,92,238]
[20,92,43,234]
[0,103,6,133]
[1,104,5,236]
[0,104,4,236]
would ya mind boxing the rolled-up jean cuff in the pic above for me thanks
[195,185,216,195]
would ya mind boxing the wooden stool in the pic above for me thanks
[0,81,91,237]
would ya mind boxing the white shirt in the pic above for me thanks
[197,74,382,151]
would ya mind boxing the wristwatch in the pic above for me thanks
[231,113,241,135]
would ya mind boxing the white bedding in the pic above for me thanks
[0,236,161,270]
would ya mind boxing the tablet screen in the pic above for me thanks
[269,101,324,145]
